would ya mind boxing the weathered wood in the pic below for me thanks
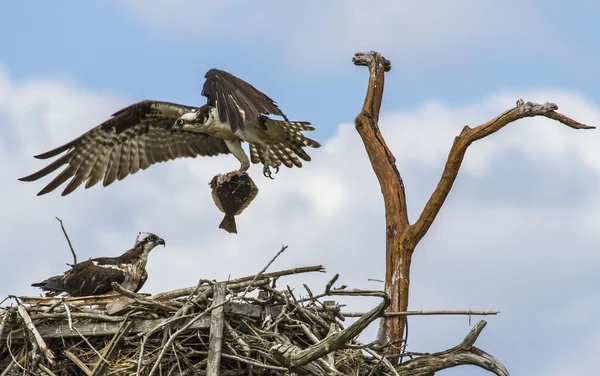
[64,349,92,376]
[9,301,282,342]
[272,290,389,370]
[341,310,499,318]
[17,305,55,364]
[395,320,509,376]
[352,50,596,358]
[207,283,227,376]
[11,315,211,339]
[353,51,410,350]
[153,265,325,301]
[91,321,132,376]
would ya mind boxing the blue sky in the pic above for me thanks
[2,1,600,375]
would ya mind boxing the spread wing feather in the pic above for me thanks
[19,100,231,196]
[202,69,288,132]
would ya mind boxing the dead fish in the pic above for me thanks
[209,171,259,233]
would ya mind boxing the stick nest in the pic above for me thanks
[1,266,390,376]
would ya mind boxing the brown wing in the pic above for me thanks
[202,69,288,132]
[62,261,127,297]
[134,270,148,293]
[19,100,231,196]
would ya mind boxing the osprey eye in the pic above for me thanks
[179,119,185,125]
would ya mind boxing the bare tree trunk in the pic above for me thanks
[352,51,595,362]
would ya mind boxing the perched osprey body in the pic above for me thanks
[19,69,320,196]
[31,232,165,297]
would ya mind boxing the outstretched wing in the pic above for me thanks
[202,69,288,132]
[19,100,231,196]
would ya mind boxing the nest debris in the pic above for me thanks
[0,265,395,376]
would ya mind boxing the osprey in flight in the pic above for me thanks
[31,232,165,297]
[19,69,320,196]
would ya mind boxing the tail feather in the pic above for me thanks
[32,275,65,295]
[251,119,320,170]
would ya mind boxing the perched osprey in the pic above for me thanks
[31,232,165,297]
[19,69,320,196]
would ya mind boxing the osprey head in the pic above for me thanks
[172,106,212,133]
[135,232,166,251]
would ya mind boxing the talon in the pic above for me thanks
[274,165,279,174]
[263,165,274,179]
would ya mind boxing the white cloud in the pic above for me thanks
[2,67,600,375]
[121,0,554,72]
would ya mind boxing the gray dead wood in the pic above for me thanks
[271,289,389,373]
[91,320,132,376]
[395,320,509,376]
[207,283,227,376]
[64,350,92,375]
[9,302,280,341]
[152,265,325,301]
[17,305,55,364]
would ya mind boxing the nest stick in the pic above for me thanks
[240,245,288,298]
[341,310,499,317]
[55,217,77,265]
[17,305,55,364]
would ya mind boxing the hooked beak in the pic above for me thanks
[156,237,166,247]
[171,122,182,133]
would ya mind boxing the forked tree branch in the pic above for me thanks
[396,320,509,376]
[407,100,595,247]
[353,50,595,359]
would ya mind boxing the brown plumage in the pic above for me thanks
[19,68,320,195]
[202,69,288,132]
[19,101,230,196]
[31,233,165,297]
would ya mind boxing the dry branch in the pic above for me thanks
[396,320,509,376]
[17,305,54,364]
[152,264,324,301]
[352,50,595,351]
[342,310,498,318]
[55,217,77,265]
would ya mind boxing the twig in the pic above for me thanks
[240,245,288,298]
[64,349,93,375]
[33,312,125,322]
[152,264,324,301]
[5,332,25,372]
[365,347,399,376]
[144,299,231,376]
[38,363,58,376]
[0,359,15,376]
[341,310,499,317]
[55,217,77,265]
[193,351,289,372]
[272,289,390,368]
[63,300,73,330]
[17,305,54,364]
[74,325,110,365]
